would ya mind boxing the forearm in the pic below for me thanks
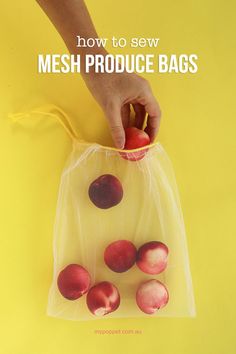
[36,0,107,71]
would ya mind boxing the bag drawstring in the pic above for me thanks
[9,104,160,152]
[9,104,81,141]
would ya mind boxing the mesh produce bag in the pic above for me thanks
[11,105,196,320]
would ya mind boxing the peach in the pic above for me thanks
[136,279,169,314]
[57,264,91,300]
[88,174,123,209]
[121,127,150,161]
[136,241,169,274]
[86,281,120,316]
[104,240,137,272]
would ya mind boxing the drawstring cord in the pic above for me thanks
[9,104,81,141]
[10,104,159,152]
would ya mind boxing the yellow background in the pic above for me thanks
[0,0,235,353]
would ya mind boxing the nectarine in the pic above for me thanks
[136,279,169,314]
[104,240,137,272]
[121,127,150,161]
[136,241,169,274]
[86,281,120,316]
[88,174,123,209]
[57,264,91,300]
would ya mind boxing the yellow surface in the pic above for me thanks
[0,0,235,353]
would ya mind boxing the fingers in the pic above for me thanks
[121,104,130,129]
[133,103,146,129]
[144,95,161,142]
[105,101,125,149]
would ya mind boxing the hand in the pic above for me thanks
[83,71,162,149]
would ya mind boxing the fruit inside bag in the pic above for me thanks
[11,105,196,320]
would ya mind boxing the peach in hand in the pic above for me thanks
[121,127,150,161]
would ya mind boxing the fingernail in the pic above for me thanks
[116,141,124,149]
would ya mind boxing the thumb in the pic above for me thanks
[105,102,125,149]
